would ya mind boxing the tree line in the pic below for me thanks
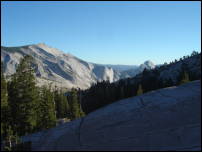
[1,55,84,151]
[81,51,201,114]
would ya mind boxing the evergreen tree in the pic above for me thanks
[191,50,198,56]
[7,75,19,135]
[36,85,56,130]
[180,71,190,84]
[54,88,70,119]
[3,126,15,151]
[54,89,62,118]
[60,90,70,118]
[165,78,174,87]
[120,87,124,99]
[1,62,11,140]
[81,51,201,114]
[68,89,80,120]
[8,55,39,136]
[77,90,85,117]
[137,84,143,95]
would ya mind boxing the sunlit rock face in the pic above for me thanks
[22,80,201,151]
[1,44,119,90]
[1,44,158,90]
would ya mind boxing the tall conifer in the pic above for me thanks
[68,89,80,120]
[8,55,39,136]
[1,62,10,139]
[180,71,190,84]
[137,84,143,95]
[36,85,56,130]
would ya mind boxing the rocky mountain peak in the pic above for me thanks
[144,60,154,65]
[139,60,155,70]
[1,44,164,90]
[34,43,64,57]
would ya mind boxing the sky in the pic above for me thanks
[1,1,201,65]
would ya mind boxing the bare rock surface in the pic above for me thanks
[21,80,201,151]
[1,44,157,89]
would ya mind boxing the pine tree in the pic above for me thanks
[4,126,15,151]
[120,87,124,99]
[137,84,143,95]
[7,75,19,135]
[54,88,70,119]
[77,90,85,117]
[8,55,39,136]
[191,50,198,56]
[60,90,70,118]
[162,78,174,87]
[1,62,11,140]
[54,89,62,118]
[180,71,190,84]
[36,85,56,130]
[68,89,80,120]
[1,63,16,152]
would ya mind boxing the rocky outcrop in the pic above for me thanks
[1,44,119,89]
[1,44,157,90]
[22,80,201,151]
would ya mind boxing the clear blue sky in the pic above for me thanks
[1,1,201,65]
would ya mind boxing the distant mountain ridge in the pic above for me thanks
[102,64,139,72]
[1,43,156,89]
[80,51,201,114]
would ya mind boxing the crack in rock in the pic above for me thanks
[139,97,146,107]
[156,90,180,102]
[78,117,85,147]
